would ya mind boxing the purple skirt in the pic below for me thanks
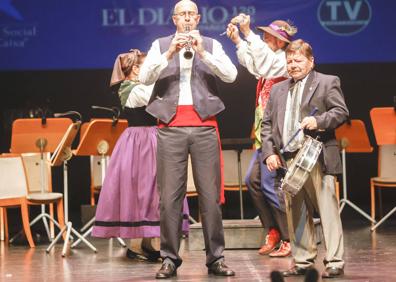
[92,126,190,239]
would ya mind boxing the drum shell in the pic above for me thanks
[281,136,323,196]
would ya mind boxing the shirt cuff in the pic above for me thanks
[245,31,261,44]
[236,40,248,50]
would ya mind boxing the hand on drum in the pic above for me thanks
[266,154,282,171]
[300,116,317,130]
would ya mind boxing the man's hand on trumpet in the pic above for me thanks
[188,29,205,58]
[166,33,190,60]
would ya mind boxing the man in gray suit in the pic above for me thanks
[139,0,237,279]
[261,39,348,279]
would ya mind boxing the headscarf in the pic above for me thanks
[110,49,142,86]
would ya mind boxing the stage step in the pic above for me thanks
[186,218,323,251]
[187,219,265,250]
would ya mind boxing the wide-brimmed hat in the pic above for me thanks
[256,20,297,43]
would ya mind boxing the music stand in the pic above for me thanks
[45,121,97,256]
[70,118,128,248]
[335,119,375,223]
[10,118,73,241]
[221,138,254,219]
[369,107,396,231]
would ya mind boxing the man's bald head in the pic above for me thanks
[174,0,198,15]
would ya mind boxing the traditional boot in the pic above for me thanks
[258,228,280,255]
[269,240,291,257]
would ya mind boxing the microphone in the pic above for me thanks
[91,105,120,127]
[54,111,82,122]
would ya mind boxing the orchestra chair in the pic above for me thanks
[21,153,65,236]
[369,107,396,231]
[0,154,35,247]
[335,119,374,222]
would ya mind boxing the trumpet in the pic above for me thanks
[183,26,193,60]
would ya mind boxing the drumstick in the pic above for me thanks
[280,107,318,154]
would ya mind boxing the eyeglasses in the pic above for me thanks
[174,11,198,18]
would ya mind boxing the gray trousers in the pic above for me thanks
[285,161,344,269]
[157,126,225,267]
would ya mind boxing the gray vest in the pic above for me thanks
[146,35,225,123]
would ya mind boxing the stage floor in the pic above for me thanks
[1,218,395,282]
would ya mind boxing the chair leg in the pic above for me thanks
[4,209,9,243]
[57,198,66,240]
[90,185,95,206]
[370,179,375,224]
[4,208,9,243]
[1,208,6,242]
[1,208,3,241]
[50,203,55,239]
[20,202,35,248]
[335,180,340,204]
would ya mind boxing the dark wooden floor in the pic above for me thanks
[1,216,396,282]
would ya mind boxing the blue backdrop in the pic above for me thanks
[0,0,393,70]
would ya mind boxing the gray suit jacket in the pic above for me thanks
[261,70,349,174]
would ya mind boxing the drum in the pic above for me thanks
[281,136,323,196]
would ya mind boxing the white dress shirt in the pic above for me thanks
[139,34,237,105]
[124,83,154,108]
[236,31,288,79]
[282,74,309,151]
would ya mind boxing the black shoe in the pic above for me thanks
[126,248,149,261]
[155,262,177,279]
[321,267,344,278]
[208,260,235,276]
[282,266,309,277]
[141,245,161,262]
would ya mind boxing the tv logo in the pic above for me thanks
[317,0,371,36]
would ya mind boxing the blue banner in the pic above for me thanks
[0,0,393,70]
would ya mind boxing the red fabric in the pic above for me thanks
[158,105,225,204]
[256,77,287,110]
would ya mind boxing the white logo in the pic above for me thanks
[317,0,371,36]
[101,5,257,32]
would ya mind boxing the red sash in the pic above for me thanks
[159,105,225,204]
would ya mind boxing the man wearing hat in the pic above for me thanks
[226,15,297,257]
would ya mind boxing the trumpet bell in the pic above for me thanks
[183,50,193,60]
